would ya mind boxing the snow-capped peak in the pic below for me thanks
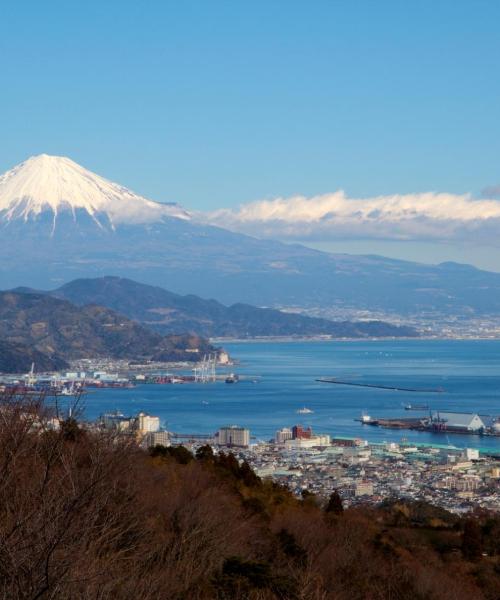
[0,154,190,229]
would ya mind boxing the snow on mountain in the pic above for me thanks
[0,154,190,231]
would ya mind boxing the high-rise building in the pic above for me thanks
[275,427,293,444]
[217,425,250,447]
[137,412,160,434]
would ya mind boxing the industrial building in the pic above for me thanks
[431,411,487,432]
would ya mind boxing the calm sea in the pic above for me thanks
[83,339,500,452]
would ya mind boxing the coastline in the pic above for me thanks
[211,335,500,343]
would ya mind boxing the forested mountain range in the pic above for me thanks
[0,291,216,372]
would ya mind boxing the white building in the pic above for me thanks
[285,435,330,449]
[433,412,486,432]
[218,425,250,447]
[137,412,160,434]
[275,427,293,444]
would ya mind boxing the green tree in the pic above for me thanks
[239,460,261,487]
[217,452,241,477]
[462,519,483,561]
[60,417,84,442]
[277,529,307,565]
[325,490,344,515]
[195,444,214,462]
[149,444,193,464]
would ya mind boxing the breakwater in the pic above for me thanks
[317,378,444,393]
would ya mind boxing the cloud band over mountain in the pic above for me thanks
[206,191,500,244]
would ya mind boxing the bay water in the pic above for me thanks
[83,339,500,452]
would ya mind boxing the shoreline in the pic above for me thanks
[211,336,500,343]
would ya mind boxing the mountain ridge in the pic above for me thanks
[44,276,418,338]
[0,291,217,372]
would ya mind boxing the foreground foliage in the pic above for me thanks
[0,395,499,599]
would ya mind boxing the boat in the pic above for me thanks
[60,386,75,396]
[355,413,378,425]
[225,374,239,383]
[404,404,429,411]
[297,407,314,414]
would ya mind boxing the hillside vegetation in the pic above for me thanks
[0,340,69,373]
[1,392,498,600]
[0,291,216,372]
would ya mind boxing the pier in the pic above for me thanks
[356,416,500,437]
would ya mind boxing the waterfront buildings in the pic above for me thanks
[285,435,331,449]
[292,424,312,439]
[94,410,500,513]
[217,425,250,447]
[275,427,293,444]
[100,411,133,432]
[274,424,330,449]
[143,430,170,448]
[235,439,500,514]
[100,411,162,438]
[137,412,160,434]
[432,411,487,432]
[96,409,499,514]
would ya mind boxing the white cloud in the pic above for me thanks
[204,191,500,244]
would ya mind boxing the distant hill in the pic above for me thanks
[48,276,419,338]
[0,340,69,374]
[0,291,217,372]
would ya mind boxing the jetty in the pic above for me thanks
[317,378,444,393]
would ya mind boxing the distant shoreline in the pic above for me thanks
[212,336,500,343]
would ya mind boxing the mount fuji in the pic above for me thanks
[2,154,500,322]
[0,154,189,231]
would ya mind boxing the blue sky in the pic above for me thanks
[1,1,500,269]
